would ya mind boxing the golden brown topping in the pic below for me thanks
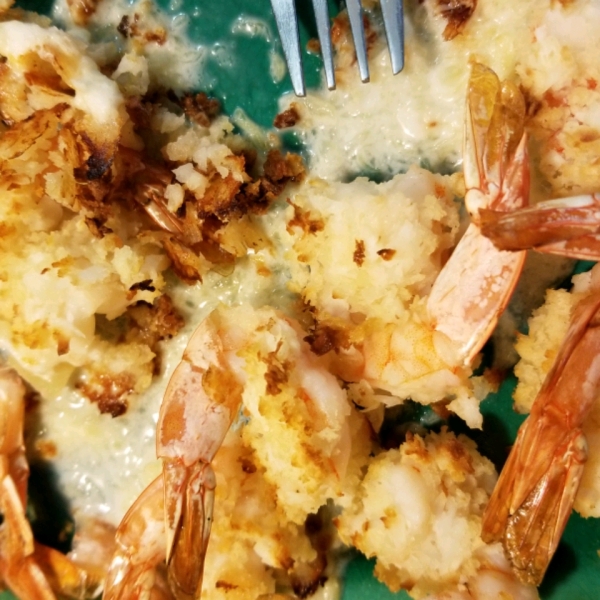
[34,439,58,460]
[180,92,220,127]
[304,322,350,356]
[197,167,245,217]
[434,0,478,41]
[353,239,366,266]
[263,348,291,396]
[0,105,118,227]
[126,294,184,349]
[24,63,75,96]
[239,456,257,474]
[84,217,112,238]
[124,95,154,129]
[76,373,134,417]
[55,333,70,356]
[66,0,101,26]
[289,555,328,599]
[215,581,238,591]
[263,149,305,184]
[273,105,300,129]
[440,432,475,475]
[433,182,448,199]
[377,248,396,261]
[286,201,325,235]
[233,150,305,217]
[330,12,377,74]
[162,237,207,284]
[117,13,167,45]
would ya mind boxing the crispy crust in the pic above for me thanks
[434,0,478,41]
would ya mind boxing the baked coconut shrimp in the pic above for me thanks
[282,62,527,429]
[467,53,600,588]
[481,271,600,585]
[513,266,600,520]
[336,429,538,600]
[463,72,600,591]
[0,369,101,599]
[104,305,368,599]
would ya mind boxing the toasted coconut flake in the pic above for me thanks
[0,21,125,147]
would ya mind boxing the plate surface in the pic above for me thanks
[5,1,600,599]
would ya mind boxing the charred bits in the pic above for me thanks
[263,349,291,396]
[305,323,350,356]
[377,248,396,261]
[273,104,300,129]
[286,201,324,235]
[76,373,133,418]
[353,239,366,266]
[435,0,478,40]
[180,92,221,127]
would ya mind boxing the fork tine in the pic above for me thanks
[346,0,370,83]
[311,0,336,90]
[380,0,404,74]
[270,0,306,96]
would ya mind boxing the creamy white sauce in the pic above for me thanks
[36,204,294,524]
[53,0,206,91]
[284,0,572,181]
[15,1,600,596]
[34,0,594,530]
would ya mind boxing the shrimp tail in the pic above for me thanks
[482,293,600,585]
[480,193,600,259]
[507,429,586,584]
[463,62,527,216]
[163,460,216,600]
[482,417,587,585]
[155,309,245,599]
[33,543,104,600]
[428,63,528,363]
[0,475,55,599]
[104,476,166,600]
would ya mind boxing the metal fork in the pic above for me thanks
[270,0,404,96]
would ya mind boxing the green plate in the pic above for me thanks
[7,1,600,599]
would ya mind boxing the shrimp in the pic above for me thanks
[280,63,529,430]
[481,288,600,585]
[465,66,600,586]
[0,368,54,599]
[457,77,600,589]
[336,427,541,599]
[339,63,600,589]
[103,475,171,599]
[426,544,539,600]
[344,63,528,422]
[479,193,600,259]
[104,305,358,599]
[426,62,529,365]
[0,369,100,600]
[104,310,239,599]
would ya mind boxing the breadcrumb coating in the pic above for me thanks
[281,169,492,427]
[336,430,497,598]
